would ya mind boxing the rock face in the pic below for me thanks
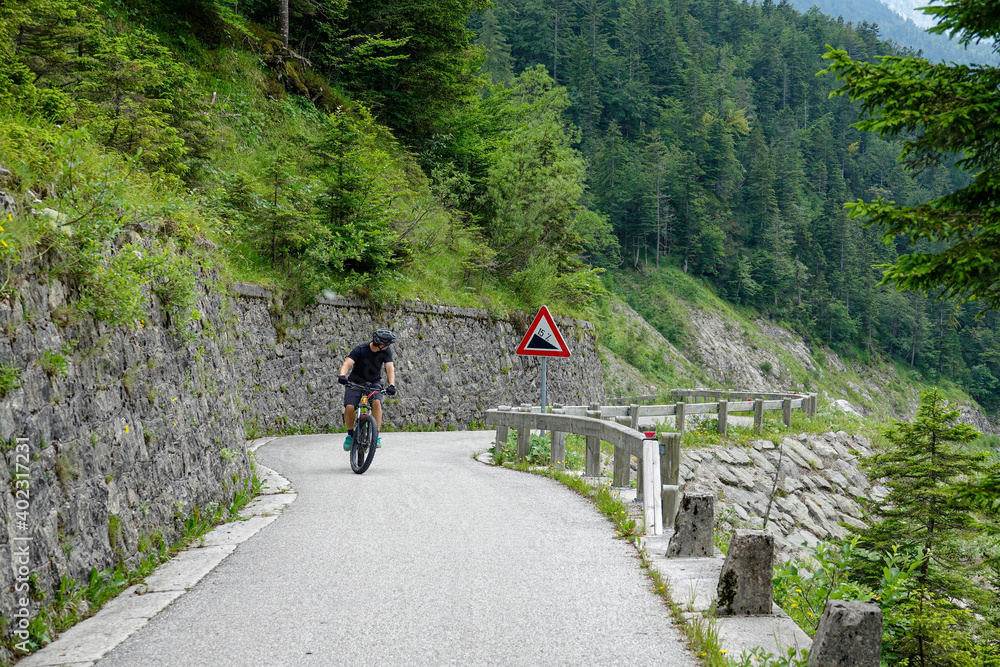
[0,273,603,649]
[808,600,882,667]
[666,493,714,557]
[679,432,876,562]
[715,529,774,616]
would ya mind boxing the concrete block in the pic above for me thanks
[715,612,812,659]
[716,530,773,616]
[667,494,714,558]
[196,515,277,547]
[139,544,237,592]
[807,600,882,667]
[238,492,297,518]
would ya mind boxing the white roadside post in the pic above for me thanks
[641,433,663,536]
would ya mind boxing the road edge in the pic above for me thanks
[16,437,297,667]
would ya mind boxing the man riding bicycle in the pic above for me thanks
[338,329,397,450]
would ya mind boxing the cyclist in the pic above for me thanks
[338,329,397,450]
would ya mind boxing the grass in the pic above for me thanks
[0,361,21,397]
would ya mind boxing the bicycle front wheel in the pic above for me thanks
[350,414,378,474]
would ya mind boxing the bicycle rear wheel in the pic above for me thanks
[350,414,378,474]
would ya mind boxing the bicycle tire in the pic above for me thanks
[350,414,378,474]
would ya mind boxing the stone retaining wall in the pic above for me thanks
[0,272,603,653]
[679,432,876,562]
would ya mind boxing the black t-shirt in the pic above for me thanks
[347,343,393,384]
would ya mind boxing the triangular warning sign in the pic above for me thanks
[515,305,571,357]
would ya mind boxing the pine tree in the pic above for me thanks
[822,0,1000,310]
[855,389,991,597]
[474,9,514,88]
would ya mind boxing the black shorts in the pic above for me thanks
[344,386,384,408]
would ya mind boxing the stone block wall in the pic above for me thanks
[0,273,604,651]
[228,286,604,433]
[679,432,875,562]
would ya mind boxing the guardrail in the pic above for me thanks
[610,389,818,417]
[483,406,683,536]
[484,391,817,535]
[548,392,817,435]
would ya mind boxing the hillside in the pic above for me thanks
[594,265,996,433]
[785,0,997,64]
[3,0,999,417]
[3,0,997,428]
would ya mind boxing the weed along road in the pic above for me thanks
[96,432,698,667]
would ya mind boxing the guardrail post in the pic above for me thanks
[613,445,629,487]
[517,405,532,461]
[718,399,728,435]
[494,405,511,463]
[659,433,681,530]
[550,430,566,469]
[585,436,601,476]
[783,398,792,428]
[517,426,530,462]
[675,401,686,433]
[614,403,640,487]
[585,403,601,476]
[642,437,662,536]
[754,398,764,433]
[811,393,818,417]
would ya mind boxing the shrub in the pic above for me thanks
[0,362,22,397]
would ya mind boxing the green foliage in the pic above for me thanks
[729,647,808,667]
[773,537,877,634]
[489,430,587,470]
[77,243,199,330]
[757,390,1000,665]
[39,349,69,378]
[854,389,997,598]
[0,362,22,397]
[822,1,1000,312]
[308,105,405,292]
[482,66,611,306]
[76,27,195,175]
[468,0,1000,409]
[774,538,1000,666]
[320,0,490,148]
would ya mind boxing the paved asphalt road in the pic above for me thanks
[97,432,698,667]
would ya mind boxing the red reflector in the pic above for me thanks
[644,431,656,438]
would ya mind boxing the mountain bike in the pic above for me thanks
[346,381,381,474]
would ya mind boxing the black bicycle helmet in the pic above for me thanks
[372,329,397,346]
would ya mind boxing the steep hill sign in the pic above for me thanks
[515,305,571,357]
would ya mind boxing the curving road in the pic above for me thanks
[97,432,697,666]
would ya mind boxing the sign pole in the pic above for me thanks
[540,358,548,441]
[541,358,547,414]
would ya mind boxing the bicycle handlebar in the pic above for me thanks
[344,380,384,393]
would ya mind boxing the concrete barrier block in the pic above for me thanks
[667,493,714,557]
[807,600,882,667]
[716,529,773,616]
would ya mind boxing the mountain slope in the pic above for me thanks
[595,266,995,433]
[786,0,996,63]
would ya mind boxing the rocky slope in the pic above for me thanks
[600,296,995,434]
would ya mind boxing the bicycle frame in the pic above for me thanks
[346,381,382,474]
[357,389,379,417]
